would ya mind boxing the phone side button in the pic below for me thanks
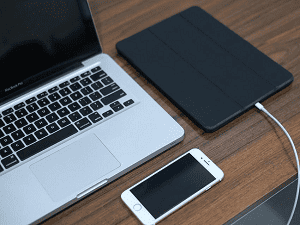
[133,204,142,211]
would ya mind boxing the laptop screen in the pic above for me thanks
[0,0,102,104]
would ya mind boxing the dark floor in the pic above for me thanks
[224,175,300,225]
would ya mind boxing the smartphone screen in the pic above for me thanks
[130,153,216,219]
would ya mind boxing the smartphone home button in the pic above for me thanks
[133,204,142,211]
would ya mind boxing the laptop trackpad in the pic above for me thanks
[30,134,121,202]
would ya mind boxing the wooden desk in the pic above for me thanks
[44,0,300,224]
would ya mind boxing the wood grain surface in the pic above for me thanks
[43,0,300,224]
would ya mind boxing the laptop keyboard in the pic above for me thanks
[0,66,135,173]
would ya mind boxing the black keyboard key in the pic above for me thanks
[89,112,103,123]
[34,118,48,129]
[49,102,61,111]
[70,82,82,91]
[59,81,70,88]
[46,113,59,123]
[59,96,72,106]
[48,92,61,102]
[79,97,91,106]
[15,118,28,128]
[0,130,4,138]
[110,101,120,108]
[46,123,60,133]
[23,134,37,146]
[15,108,28,118]
[75,118,92,130]
[89,91,102,101]
[0,119,5,127]
[112,104,124,112]
[37,97,50,107]
[3,113,17,124]
[57,117,71,128]
[90,71,107,81]
[103,110,114,118]
[59,87,72,97]
[68,102,81,112]
[80,78,92,86]
[0,146,12,158]
[91,81,104,90]
[0,165,3,172]
[14,102,25,110]
[101,76,114,85]
[25,97,37,104]
[11,141,25,152]
[100,83,120,96]
[37,107,50,117]
[1,155,19,169]
[101,89,126,105]
[90,101,103,110]
[0,136,13,147]
[81,86,93,95]
[79,106,93,116]
[48,86,59,93]
[124,99,134,107]
[70,91,83,101]
[3,124,16,134]
[69,112,82,122]
[70,76,80,83]
[91,66,101,73]
[26,103,39,113]
[35,128,48,139]
[26,112,39,123]
[81,71,91,78]
[3,108,13,116]
[23,124,37,135]
[37,91,48,99]
[11,130,25,141]
[57,107,70,117]
[17,124,78,161]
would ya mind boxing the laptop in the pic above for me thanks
[0,1,184,224]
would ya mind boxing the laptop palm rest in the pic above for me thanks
[30,134,121,202]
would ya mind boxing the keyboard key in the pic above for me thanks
[0,119,5,127]
[103,110,114,118]
[69,112,82,122]
[3,124,16,134]
[46,123,60,133]
[34,118,48,129]
[23,124,37,135]
[70,76,80,83]
[101,89,126,105]
[75,118,92,130]
[14,102,25,110]
[90,101,103,110]
[123,99,134,107]
[57,107,70,117]
[70,91,83,101]
[0,165,3,172]
[26,112,39,123]
[81,86,93,95]
[112,104,124,112]
[3,108,13,116]
[91,66,101,73]
[59,87,72,97]
[48,92,61,102]
[100,83,120,96]
[0,146,13,158]
[0,130,4,138]
[17,124,78,161]
[89,112,103,123]
[3,114,17,124]
[0,136,13,147]
[37,97,50,107]
[11,130,25,141]
[81,71,91,78]
[37,91,48,99]
[79,106,93,116]
[26,103,39,113]
[59,96,72,106]
[70,82,82,91]
[11,141,25,152]
[57,117,71,128]
[91,81,104,90]
[35,128,48,139]
[25,97,37,104]
[80,78,92,86]
[101,76,114,85]
[79,97,91,106]
[48,86,59,93]
[110,101,120,108]
[89,92,102,101]
[68,102,81,112]
[90,71,107,81]
[49,102,61,111]
[15,118,28,128]
[23,134,37,146]
[15,108,28,118]
[37,107,50,117]
[59,81,70,88]
[1,154,19,169]
[46,113,59,123]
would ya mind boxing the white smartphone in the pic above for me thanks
[121,148,224,225]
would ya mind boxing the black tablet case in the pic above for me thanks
[116,6,293,132]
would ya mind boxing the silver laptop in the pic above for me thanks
[0,1,184,224]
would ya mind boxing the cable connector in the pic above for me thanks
[254,102,264,110]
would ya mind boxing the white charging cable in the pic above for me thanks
[255,102,299,225]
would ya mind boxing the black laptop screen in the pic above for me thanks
[0,0,102,103]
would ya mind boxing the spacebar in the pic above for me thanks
[17,125,78,161]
